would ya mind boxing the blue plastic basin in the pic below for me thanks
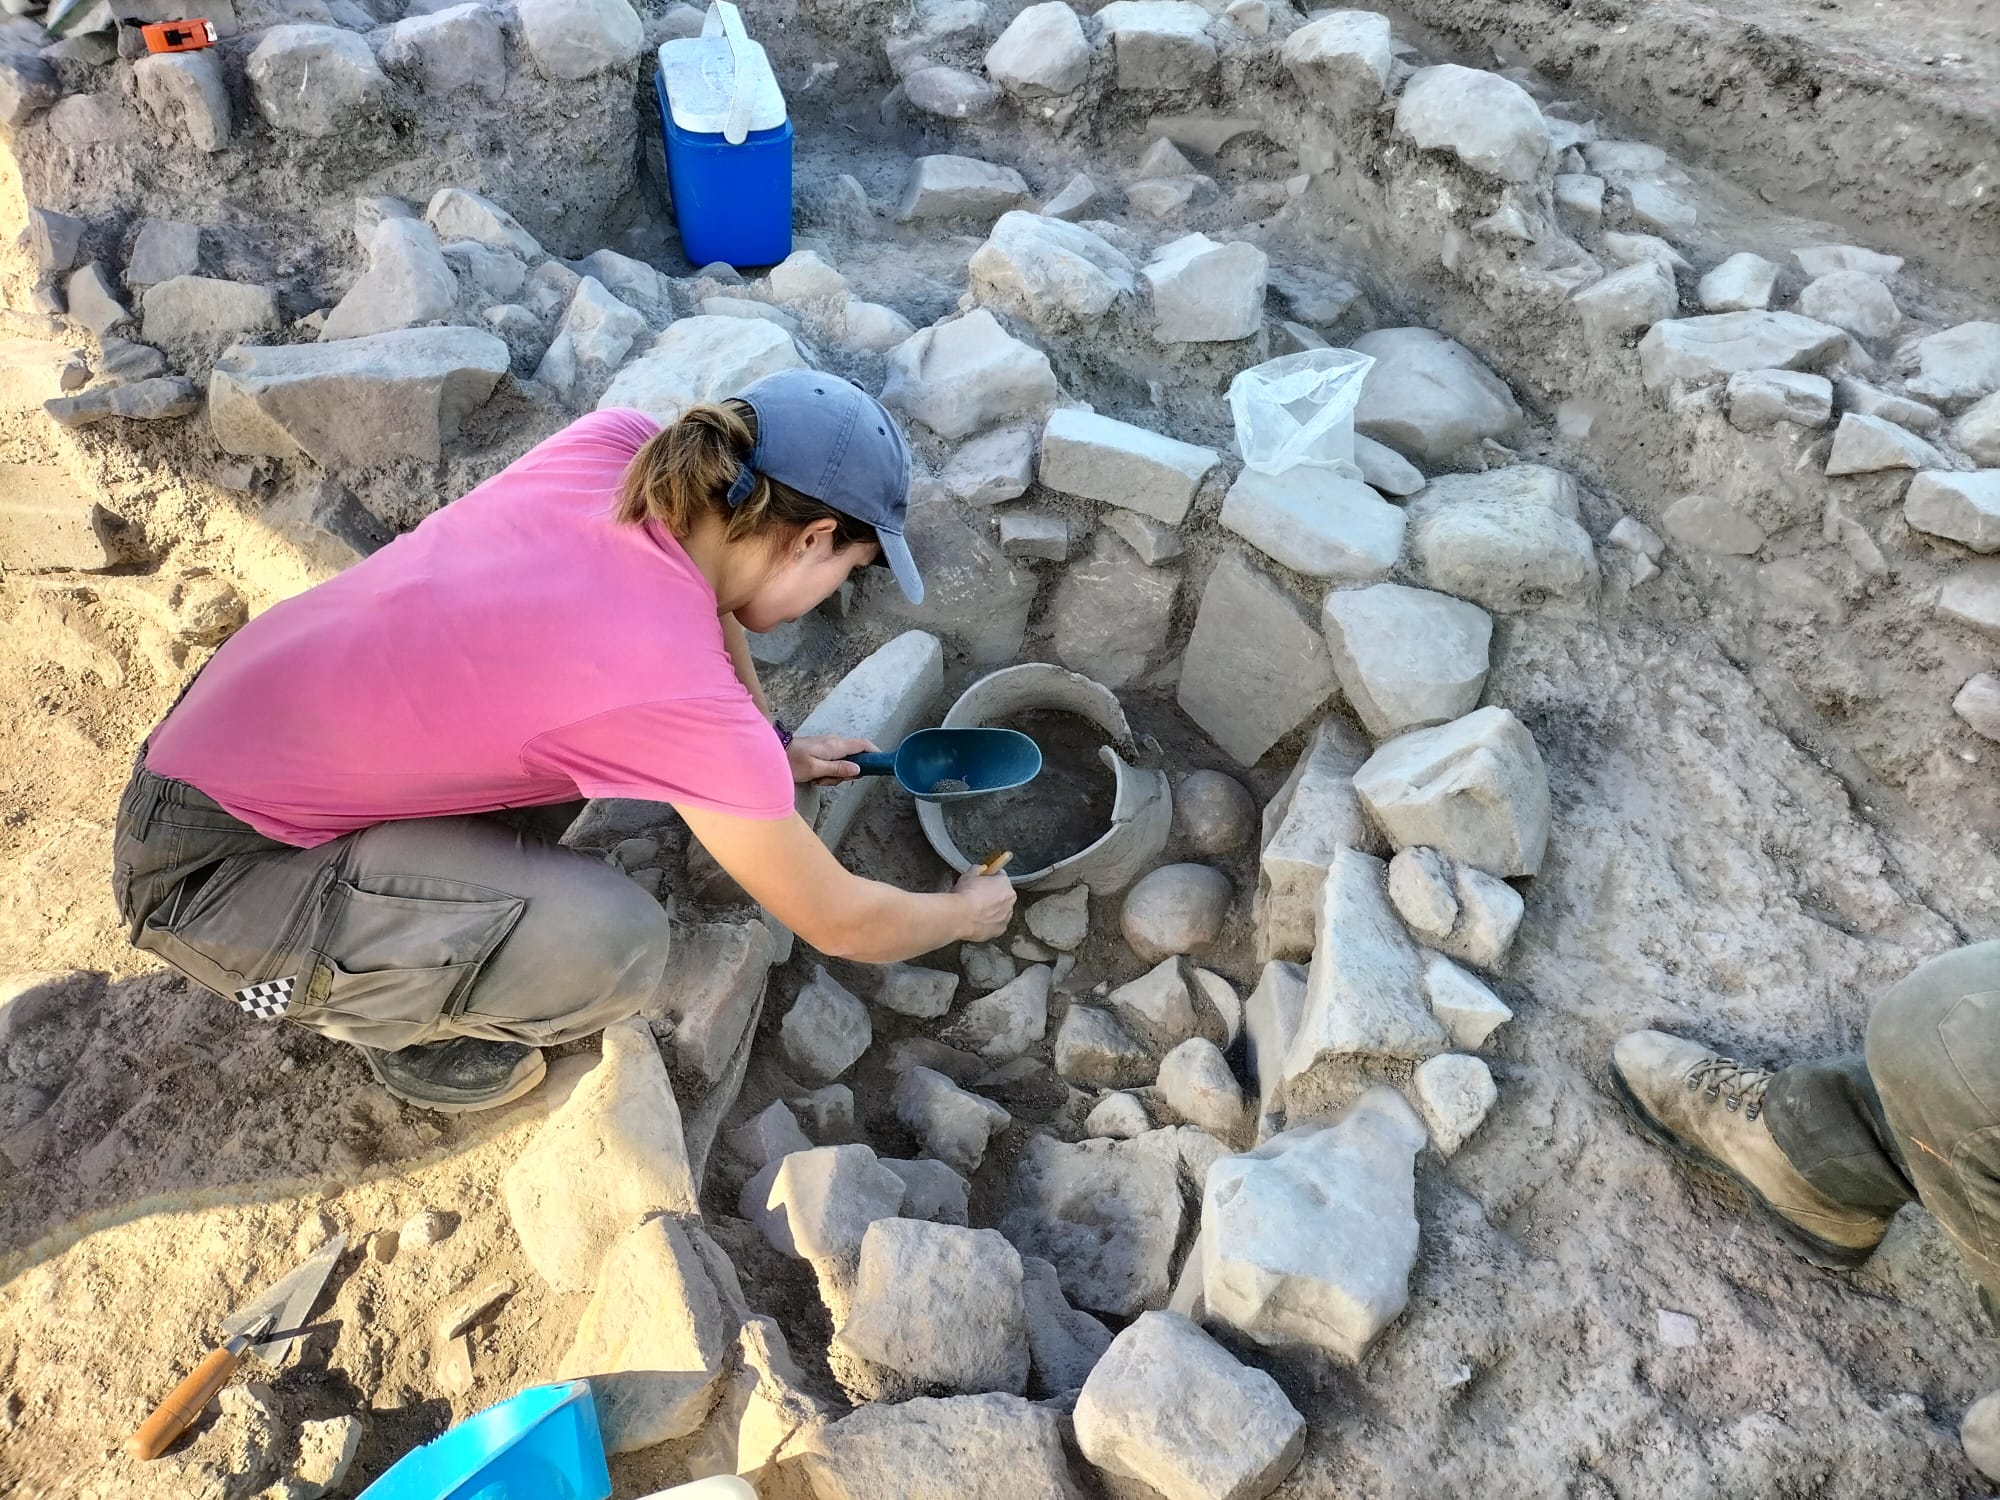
[357,1380,611,1500]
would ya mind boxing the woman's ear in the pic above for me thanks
[797,517,841,555]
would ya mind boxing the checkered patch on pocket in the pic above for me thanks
[234,976,295,1020]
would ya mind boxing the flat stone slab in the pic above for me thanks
[1281,10,1393,113]
[1286,847,1446,1077]
[1638,311,1847,390]
[1038,407,1218,525]
[1407,464,1598,613]
[1394,63,1551,184]
[599,315,804,423]
[1221,466,1404,581]
[898,154,1032,221]
[1178,550,1338,766]
[1907,472,2000,553]
[1351,326,1522,460]
[831,1220,1030,1395]
[1321,582,1492,738]
[883,309,1059,439]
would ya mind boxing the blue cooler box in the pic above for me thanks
[655,2,792,269]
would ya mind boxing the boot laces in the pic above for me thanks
[1684,1056,1770,1121]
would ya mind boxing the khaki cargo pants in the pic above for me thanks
[111,754,672,1052]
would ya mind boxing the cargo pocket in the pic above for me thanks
[293,881,525,1048]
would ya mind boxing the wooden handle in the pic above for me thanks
[129,1344,241,1460]
[977,850,1013,876]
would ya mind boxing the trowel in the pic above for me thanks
[129,1232,347,1460]
[850,727,1042,802]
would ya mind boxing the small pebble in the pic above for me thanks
[400,1207,455,1247]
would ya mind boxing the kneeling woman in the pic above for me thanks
[111,371,1016,1111]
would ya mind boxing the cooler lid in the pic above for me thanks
[658,1,787,145]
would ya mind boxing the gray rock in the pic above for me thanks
[841,298,918,353]
[947,964,1052,1062]
[1280,9,1392,113]
[1797,270,1899,342]
[894,1065,1012,1172]
[857,491,1038,664]
[0,51,59,127]
[323,218,457,342]
[1220,465,1404,581]
[780,966,872,1083]
[1351,326,1522,461]
[1939,564,2000,638]
[765,248,848,307]
[1407,464,1599,613]
[1394,64,1552,184]
[1697,252,1779,313]
[1907,472,2000,553]
[1794,244,1903,280]
[517,0,643,79]
[1142,233,1268,343]
[794,1083,856,1139]
[602,315,805,423]
[1637,312,1847,389]
[832,1220,1029,1395]
[1956,392,2000,466]
[882,1157,971,1224]
[1191,967,1243,1049]
[1553,172,1605,227]
[143,276,280,350]
[246,26,387,137]
[1122,865,1231,966]
[799,1394,1085,1500]
[293,1414,363,1497]
[984,1,1090,97]
[897,154,1031,222]
[1039,407,1218,525]
[1095,0,1215,90]
[444,241,529,302]
[133,48,229,151]
[1661,492,1765,556]
[1127,175,1206,220]
[1353,705,1552,877]
[883,309,1057,439]
[1424,954,1513,1047]
[1824,411,1947,476]
[656,918,775,1085]
[1027,886,1090,950]
[1075,1311,1305,1498]
[1906,322,2000,409]
[1321,582,1492,739]
[1411,1052,1496,1155]
[1000,1130,1185,1315]
[425,188,544,261]
[728,1100,812,1169]
[1041,172,1099,220]
[128,220,200,288]
[352,195,417,253]
[1157,1036,1244,1140]
[686,1315,834,1489]
[1046,529,1179,688]
[1387,846,1457,941]
[1443,865,1525,968]
[43,376,198,427]
[1054,1004,1153,1088]
[92,338,167,387]
[535,276,647,406]
[577,249,671,320]
[745,1143,907,1260]
[1107,957,1200,1051]
[25,208,84,275]
[969,211,1133,334]
[1085,1092,1151,1138]
[1178,550,1339,766]
[1175,771,1256,856]
[1200,1089,1425,1360]
[1572,259,1677,341]
[1021,1255,1112,1395]
[1255,715,1377,963]
[380,2,505,99]
[963,941,1018,992]
[1102,507,1185,563]
[1243,958,1307,1119]
[1603,231,1693,278]
[1836,376,1940,432]
[1608,516,1665,558]
[905,63,1000,117]
[1354,433,1425,496]
[66,263,129,337]
[941,427,1036,507]
[1135,137,1196,180]
[873,962,959,1018]
[1625,177,1699,238]
[1724,368,1833,430]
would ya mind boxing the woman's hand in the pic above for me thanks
[788,734,878,786]
[952,870,1017,940]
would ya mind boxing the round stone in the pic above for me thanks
[1120,863,1233,965]
[1174,770,1257,856]
[1963,1391,2000,1482]
[1084,1092,1150,1139]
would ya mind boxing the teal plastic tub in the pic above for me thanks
[357,1380,611,1500]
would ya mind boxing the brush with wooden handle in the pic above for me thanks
[976,850,1013,876]
[129,1315,273,1461]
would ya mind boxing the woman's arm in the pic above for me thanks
[721,613,773,718]
[676,803,1016,963]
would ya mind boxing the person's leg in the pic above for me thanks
[1762,1055,1919,1219]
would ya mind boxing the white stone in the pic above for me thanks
[517,0,643,80]
[1351,326,1522,461]
[1907,322,2000,409]
[293,1414,362,1496]
[1411,1052,1496,1156]
[873,962,959,1018]
[1107,956,1199,1050]
[1907,472,2000,553]
[246,25,386,137]
[599,315,804,422]
[1287,848,1446,1076]
[1798,270,1899,342]
[1697,252,1778,313]
[1027,886,1090,951]
[1604,232,1693,278]
[502,1018,695,1292]
[1280,10,1392,113]
[1657,1308,1702,1348]
[1321,583,1491,739]
[780,966,873,1083]
[1128,176,1206,220]
[897,154,1031,221]
[1085,1092,1151,1139]
[1572,259,1677,341]
[684,1315,830,1487]
[882,1158,972,1224]
[1638,312,1847,390]
[445,242,528,302]
[1387,846,1457,940]
[1095,0,1216,91]
[1243,960,1306,1120]
[942,426,1036,505]
[1179,550,1339,766]
[833,1220,1029,1395]
[1135,137,1195,180]
[883,310,1058,439]
[1221,466,1404,581]
[949,964,1053,1061]
[840,299,917,354]
[128,221,200,289]
[1836,377,1940,432]
[1038,406,1218,524]
[1354,432,1425,496]
[1157,1037,1244,1140]
[425,188,543,261]
[1956,393,2000,466]
[1725,368,1833,430]
[969,212,1134,333]
[964,942,1018,992]
[1824,411,1947,476]
[1122,865,1232,965]
[1001,1132,1184,1315]
[1407,464,1599,613]
[1661,493,1766,556]
[1394,64,1552,185]
[143,276,280,349]
[1190,969,1243,1051]
[1041,173,1099,221]
[1794,244,1903,280]
[1939,564,2000,638]
[985,1,1090,97]
[1424,954,1512,1048]
[1255,716,1377,963]
[1626,177,1699,237]
[1353,706,1552,877]
[534,276,647,403]
[1553,172,1605,227]
[1021,1255,1113,1396]
[1609,516,1665,558]
[1102,508,1184,563]
[895,1065,1012,1172]
[799,1393,1084,1499]
[133,50,230,152]
[1054,1004,1154,1088]
[1075,1311,1305,1500]
[729,1100,813,1169]
[1582,139,1667,176]
[380,2,505,99]
[322,217,457,343]
[797,630,946,854]
[1142,233,1269,343]
[905,64,1001,118]
[766,249,849,306]
[746,1144,908,1261]
[1953,673,2000,743]
[1175,771,1256,857]
[1201,1089,1425,1360]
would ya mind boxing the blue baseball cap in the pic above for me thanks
[729,369,922,604]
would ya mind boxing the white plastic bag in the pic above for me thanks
[1227,348,1376,477]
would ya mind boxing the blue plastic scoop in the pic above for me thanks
[850,728,1042,802]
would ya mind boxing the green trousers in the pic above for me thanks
[1766,941,2000,1307]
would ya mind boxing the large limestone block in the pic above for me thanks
[744,1144,907,1260]
[968,212,1134,334]
[1321,583,1491,738]
[1351,327,1522,461]
[1697,252,1779,313]
[210,327,511,467]
[142,276,281,350]
[1824,411,1947,476]
[1201,1089,1424,1359]
[832,1220,1030,1395]
[1906,322,2000,409]
[1255,715,1376,962]
[1142,233,1269,343]
[1094,0,1215,90]
[781,967,872,1082]
[1106,957,1200,1051]
[897,154,1032,221]
[1353,705,1552,877]
[799,1394,1086,1500]
[321,218,458,342]
[1957,393,2000,466]
[1394,64,1552,184]
[1038,407,1217,524]
[883,310,1058,438]
[1158,1037,1246,1141]
[1046,530,1180,688]
[517,0,644,79]
[654,918,775,1084]
[1000,1131,1184,1316]
[535,276,648,406]
[134,49,229,151]
[1288,848,1446,1073]
[1075,1311,1305,1500]
[894,1065,1012,1172]
[503,1018,696,1291]
[1407,464,1599,613]
[856,496,1038,664]
[246,25,386,136]
[1797,270,1899,343]
[426,187,544,261]
[1907,472,2000,553]
[599,316,805,423]
[985,1,1091,97]
[1280,10,1392,113]
[381,2,505,99]
[1637,312,1847,390]
[797,630,944,852]
[1178,550,1339,766]
[1054,1004,1154,1088]
[1572,259,1678,342]
[947,964,1052,1062]
[558,1215,738,1452]
[1221,465,1404,581]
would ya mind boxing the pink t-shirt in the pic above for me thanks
[146,408,796,847]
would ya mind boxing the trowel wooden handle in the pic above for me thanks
[977,850,1013,876]
[129,1341,242,1460]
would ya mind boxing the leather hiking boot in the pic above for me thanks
[1611,1029,1890,1270]
[362,1036,546,1113]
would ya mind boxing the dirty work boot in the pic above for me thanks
[361,1036,546,1113]
[1610,1030,1891,1270]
